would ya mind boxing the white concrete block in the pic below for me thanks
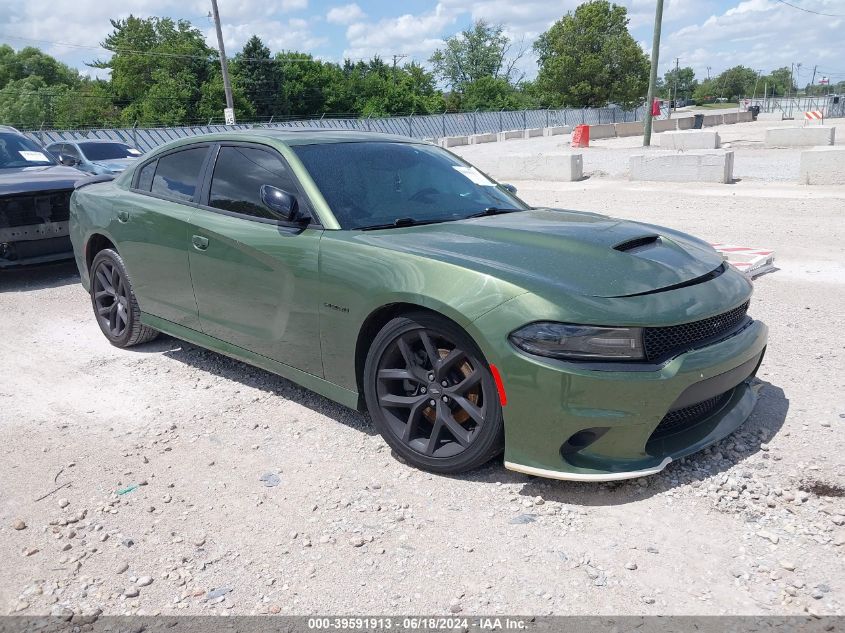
[543,126,572,136]
[765,126,835,147]
[723,112,739,124]
[523,127,544,139]
[756,112,784,121]
[652,119,677,133]
[473,152,583,182]
[737,111,753,122]
[800,146,845,185]
[702,114,724,127]
[676,117,696,130]
[497,130,524,141]
[469,133,497,144]
[615,122,644,137]
[438,135,469,148]
[630,150,734,184]
[658,130,721,150]
[589,124,616,139]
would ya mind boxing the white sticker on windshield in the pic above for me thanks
[127,148,142,155]
[19,150,51,162]
[453,165,495,186]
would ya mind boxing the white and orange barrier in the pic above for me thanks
[711,243,776,278]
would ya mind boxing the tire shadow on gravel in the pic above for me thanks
[0,260,79,292]
[144,335,377,436]
[509,380,789,507]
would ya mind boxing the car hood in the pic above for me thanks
[91,158,135,172]
[0,165,86,196]
[355,208,725,298]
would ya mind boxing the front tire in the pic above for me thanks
[363,312,504,474]
[90,249,158,348]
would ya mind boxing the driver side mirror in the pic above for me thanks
[260,185,306,223]
[58,154,79,167]
[501,183,517,194]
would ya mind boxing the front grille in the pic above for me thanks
[652,391,732,438]
[643,301,750,362]
[0,190,72,229]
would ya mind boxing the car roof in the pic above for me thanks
[47,139,129,146]
[184,129,425,147]
[0,125,22,134]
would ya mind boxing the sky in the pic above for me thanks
[0,0,843,86]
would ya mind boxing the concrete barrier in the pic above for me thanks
[723,112,739,124]
[630,150,734,183]
[615,121,644,137]
[589,124,617,139]
[658,130,721,150]
[543,126,572,136]
[653,119,677,133]
[799,147,845,184]
[737,111,753,122]
[473,152,583,182]
[524,127,544,139]
[765,126,835,147]
[497,130,524,141]
[702,114,724,127]
[438,135,469,148]
[677,117,696,130]
[469,133,497,144]
[757,112,784,121]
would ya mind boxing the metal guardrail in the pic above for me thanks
[22,106,647,152]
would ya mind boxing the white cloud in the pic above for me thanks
[343,3,460,61]
[326,3,365,25]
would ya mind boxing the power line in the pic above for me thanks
[773,0,845,17]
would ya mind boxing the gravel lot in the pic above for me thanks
[1,133,844,620]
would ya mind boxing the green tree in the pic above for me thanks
[429,20,526,93]
[761,67,794,96]
[714,66,758,101]
[231,35,284,119]
[459,76,532,110]
[53,80,120,128]
[534,0,649,108]
[0,76,65,128]
[92,16,216,125]
[661,66,697,101]
[0,45,80,90]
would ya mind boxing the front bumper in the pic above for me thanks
[0,221,73,268]
[482,315,768,481]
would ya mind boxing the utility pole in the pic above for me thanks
[210,0,235,124]
[391,53,407,85]
[796,62,802,96]
[643,0,664,147]
[810,64,817,96]
[706,66,711,80]
[671,57,680,115]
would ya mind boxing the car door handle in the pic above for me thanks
[117,210,130,223]
[192,235,209,251]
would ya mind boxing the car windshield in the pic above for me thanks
[293,141,528,229]
[78,142,140,161]
[0,132,57,169]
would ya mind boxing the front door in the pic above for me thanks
[187,143,324,376]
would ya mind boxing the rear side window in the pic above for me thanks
[136,160,156,191]
[208,146,300,220]
[151,147,208,202]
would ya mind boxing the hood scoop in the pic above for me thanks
[613,234,660,253]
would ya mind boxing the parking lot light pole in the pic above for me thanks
[643,0,665,146]
[210,0,235,124]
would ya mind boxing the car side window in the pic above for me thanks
[65,144,81,160]
[208,146,301,221]
[150,147,208,202]
[136,160,157,192]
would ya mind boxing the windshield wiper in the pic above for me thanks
[465,207,521,219]
[358,217,449,231]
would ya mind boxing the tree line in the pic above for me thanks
[1,0,841,130]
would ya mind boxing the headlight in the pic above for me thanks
[509,323,644,361]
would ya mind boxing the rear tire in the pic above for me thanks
[363,312,504,474]
[90,249,158,348]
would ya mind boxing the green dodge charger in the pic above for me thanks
[69,130,768,481]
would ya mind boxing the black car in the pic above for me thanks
[0,126,85,268]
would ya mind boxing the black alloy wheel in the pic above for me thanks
[364,313,504,473]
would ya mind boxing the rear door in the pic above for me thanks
[187,142,324,375]
[116,145,210,330]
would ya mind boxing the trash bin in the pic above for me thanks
[749,105,761,120]
[693,114,704,129]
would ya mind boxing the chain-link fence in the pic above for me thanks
[746,95,845,119]
[21,106,647,153]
